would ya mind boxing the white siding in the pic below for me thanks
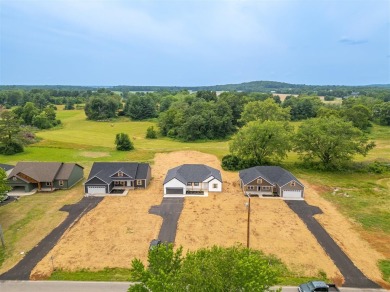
[206,178,222,192]
[164,178,186,195]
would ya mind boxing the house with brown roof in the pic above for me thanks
[7,162,84,192]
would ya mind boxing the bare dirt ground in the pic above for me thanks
[32,151,385,284]
[172,151,340,280]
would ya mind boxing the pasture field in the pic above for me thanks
[0,107,389,286]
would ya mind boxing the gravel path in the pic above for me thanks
[286,200,379,288]
[0,196,103,280]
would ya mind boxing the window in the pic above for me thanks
[187,182,192,186]
[257,178,262,184]
[137,180,142,186]
[46,182,52,186]
[213,184,218,189]
[262,186,270,191]
[291,181,296,186]
[13,177,17,181]
[59,180,64,186]
[248,186,255,190]
[194,182,199,186]
[118,171,123,177]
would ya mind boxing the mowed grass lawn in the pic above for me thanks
[0,107,389,282]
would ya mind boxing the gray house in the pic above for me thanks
[7,162,84,192]
[84,162,151,195]
[239,166,304,199]
[163,164,222,196]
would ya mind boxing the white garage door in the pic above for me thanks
[88,186,106,194]
[282,190,302,198]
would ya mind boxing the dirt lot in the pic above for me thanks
[32,151,385,284]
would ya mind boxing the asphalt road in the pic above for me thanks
[0,281,387,292]
[0,196,103,280]
[286,200,380,288]
[149,197,184,243]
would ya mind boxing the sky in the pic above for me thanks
[0,0,389,86]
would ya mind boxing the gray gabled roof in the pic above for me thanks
[0,164,14,172]
[163,164,222,185]
[239,166,303,187]
[85,162,150,185]
[9,162,61,182]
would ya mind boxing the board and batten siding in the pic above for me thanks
[164,178,186,195]
[67,165,84,188]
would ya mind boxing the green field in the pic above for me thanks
[0,107,389,283]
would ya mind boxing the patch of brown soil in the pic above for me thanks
[31,190,163,278]
[32,151,384,285]
[302,179,386,284]
[167,152,340,278]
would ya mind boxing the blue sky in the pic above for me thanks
[0,0,389,86]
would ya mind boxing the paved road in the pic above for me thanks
[286,200,380,288]
[149,197,184,243]
[0,196,103,280]
[0,196,17,207]
[0,281,387,292]
[0,280,132,292]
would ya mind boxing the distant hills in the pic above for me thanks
[1,81,389,93]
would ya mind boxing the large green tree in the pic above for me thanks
[342,104,372,131]
[0,168,11,201]
[128,244,281,292]
[240,98,291,124]
[0,111,24,155]
[125,95,157,120]
[84,95,121,120]
[282,96,323,120]
[373,102,390,126]
[294,116,375,169]
[230,120,293,165]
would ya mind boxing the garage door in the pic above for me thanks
[165,188,184,195]
[87,186,106,194]
[282,190,302,199]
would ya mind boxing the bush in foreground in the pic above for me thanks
[128,244,283,292]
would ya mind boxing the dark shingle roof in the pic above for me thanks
[8,162,80,182]
[163,164,222,184]
[0,164,14,172]
[86,162,150,184]
[239,166,303,187]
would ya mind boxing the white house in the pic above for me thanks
[163,164,222,197]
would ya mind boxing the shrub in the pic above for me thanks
[0,141,24,155]
[221,155,241,170]
[115,133,134,151]
[145,126,157,139]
